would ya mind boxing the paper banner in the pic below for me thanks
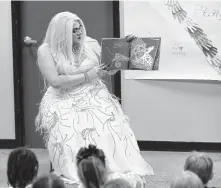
[121,0,221,80]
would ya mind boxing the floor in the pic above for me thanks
[1,149,221,188]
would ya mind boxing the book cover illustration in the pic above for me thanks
[129,38,161,70]
[101,38,130,70]
[101,38,161,71]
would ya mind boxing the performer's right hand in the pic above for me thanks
[106,70,119,75]
[87,67,99,81]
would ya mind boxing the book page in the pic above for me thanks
[101,38,130,70]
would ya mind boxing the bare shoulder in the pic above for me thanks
[37,43,56,77]
[85,36,97,42]
[85,36,100,45]
[85,36,101,54]
[37,43,52,63]
[37,43,50,55]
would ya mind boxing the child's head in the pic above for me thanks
[104,179,132,188]
[184,153,213,184]
[32,174,65,188]
[7,147,39,188]
[76,144,107,188]
[171,171,204,188]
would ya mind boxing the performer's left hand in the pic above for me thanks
[96,64,108,77]
[125,34,137,42]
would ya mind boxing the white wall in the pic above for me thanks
[0,1,15,139]
[121,77,221,142]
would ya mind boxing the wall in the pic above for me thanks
[121,77,221,142]
[0,1,15,139]
[120,1,221,143]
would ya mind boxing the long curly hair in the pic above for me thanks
[76,144,107,188]
[43,12,86,69]
[7,147,39,188]
[38,11,98,91]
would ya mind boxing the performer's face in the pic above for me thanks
[72,21,83,45]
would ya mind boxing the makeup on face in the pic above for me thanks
[73,22,83,40]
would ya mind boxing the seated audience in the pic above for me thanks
[171,171,204,188]
[184,153,215,188]
[76,144,108,188]
[32,174,65,188]
[76,144,144,188]
[7,147,39,188]
[104,178,133,188]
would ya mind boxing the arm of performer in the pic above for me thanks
[62,39,106,76]
[63,61,106,76]
[90,34,137,76]
[63,35,137,77]
[61,63,94,75]
[37,44,98,89]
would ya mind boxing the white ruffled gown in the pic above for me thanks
[36,37,154,187]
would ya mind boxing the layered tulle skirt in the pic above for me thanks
[36,79,154,187]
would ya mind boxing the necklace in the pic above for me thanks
[72,45,86,66]
[72,45,80,54]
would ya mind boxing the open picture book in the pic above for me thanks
[101,37,161,71]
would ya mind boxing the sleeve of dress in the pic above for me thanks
[85,36,102,64]
[93,40,101,57]
[93,41,102,64]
